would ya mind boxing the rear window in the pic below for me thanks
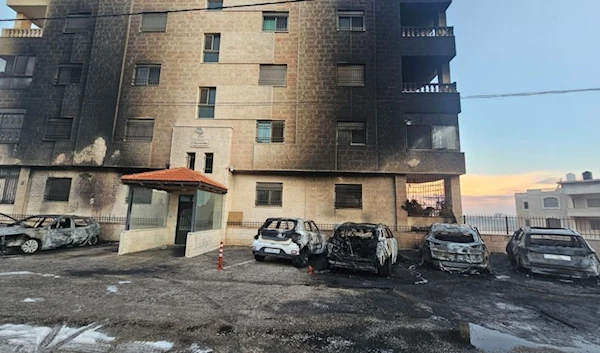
[74,218,90,227]
[527,234,584,248]
[262,219,297,231]
[433,232,475,243]
[334,226,378,238]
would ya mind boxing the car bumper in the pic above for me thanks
[432,259,489,272]
[523,263,599,279]
[328,254,378,273]
[252,240,301,259]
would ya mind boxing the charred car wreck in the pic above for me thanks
[0,215,102,254]
[507,227,600,279]
[421,223,490,273]
[328,223,398,276]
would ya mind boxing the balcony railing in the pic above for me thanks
[401,26,454,37]
[403,83,457,93]
[1,28,43,38]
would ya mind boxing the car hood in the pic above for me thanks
[0,225,37,236]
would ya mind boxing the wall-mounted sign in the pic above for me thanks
[191,138,211,148]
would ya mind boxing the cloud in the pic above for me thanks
[534,177,559,184]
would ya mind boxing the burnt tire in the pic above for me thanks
[378,257,393,277]
[87,235,99,246]
[254,255,266,262]
[294,248,310,268]
[21,238,41,254]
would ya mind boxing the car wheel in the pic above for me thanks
[21,238,40,254]
[378,258,392,277]
[254,255,266,262]
[87,235,99,246]
[294,248,309,268]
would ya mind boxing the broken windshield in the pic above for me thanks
[433,232,475,243]
[334,225,379,239]
[527,234,584,248]
[262,219,297,231]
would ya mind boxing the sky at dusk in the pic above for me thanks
[1,1,598,215]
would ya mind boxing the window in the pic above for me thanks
[56,64,82,85]
[44,118,73,141]
[207,0,223,10]
[0,109,25,144]
[134,65,161,85]
[337,122,366,145]
[64,13,91,32]
[545,218,561,228]
[198,87,216,118]
[407,125,459,150]
[587,198,600,208]
[74,217,89,227]
[337,10,365,31]
[204,153,214,174]
[263,12,289,32]
[187,152,196,170]
[141,12,167,32]
[44,178,72,202]
[304,221,312,231]
[525,219,531,227]
[0,168,19,204]
[256,120,285,143]
[132,188,153,204]
[125,119,154,141]
[256,182,283,207]
[543,197,559,209]
[337,64,365,86]
[523,201,529,210]
[204,34,221,62]
[335,184,362,209]
[591,220,600,231]
[0,55,36,89]
[259,64,287,86]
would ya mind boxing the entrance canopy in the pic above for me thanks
[121,167,227,194]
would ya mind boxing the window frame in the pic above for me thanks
[134,64,161,86]
[0,109,25,144]
[55,64,83,85]
[187,152,196,170]
[140,12,168,33]
[542,197,560,209]
[523,201,529,210]
[44,117,73,141]
[337,63,365,87]
[0,168,19,204]
[335,184,363,209]
[337,10,366,32]
[337,121,366,146]
[64,12,92,33]
[0,55,36,90]
[586,198,600,208]
[203,33,221,63]
[124,118,155,142]
[44,177,72,202]
[256,120,285,144]
[262,12,289,32]
[590,220,600,231]
[204,152,214,174]
[406,124,459,151]
[255,182,283,207]
[207,0,223,10]
[198,87,217,118]
[258,64,287,86]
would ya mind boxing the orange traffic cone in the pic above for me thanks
[307,265,314,276]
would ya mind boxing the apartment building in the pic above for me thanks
[0,0,465,245]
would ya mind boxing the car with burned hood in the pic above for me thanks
[420,223,490,273]
[0,215,101,254]
[328,223,398,276]
[252,218,327,267]
[507,227,599,279]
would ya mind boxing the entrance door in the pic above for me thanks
[175,195,194,245]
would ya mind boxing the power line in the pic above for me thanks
[0,0,312,22]
[462,88,600,100]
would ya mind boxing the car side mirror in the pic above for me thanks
[254,234,259,240]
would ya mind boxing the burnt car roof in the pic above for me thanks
[523,227,581,236]
[336,222,383,229]
[264,217,305,222]
[431,223,477,233]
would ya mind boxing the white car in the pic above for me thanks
[328,223,398,276]
[252,218,327,268]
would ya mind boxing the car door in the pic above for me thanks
[311,221,325,254]
[47,216,75,249]
[385,226,398,263]
[303,221,316,253]
[508,229,522,259]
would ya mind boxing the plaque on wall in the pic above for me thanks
[191,138,211,148]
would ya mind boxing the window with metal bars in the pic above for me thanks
[44,178,72,202]
[207,0,223,10]
[125,119,154,142]
[199,87,216,118]
[0,168,19,204]
[64,13,91,33]
[0,55,36,89]
[141,12,167,32]
[259,64,287,86]
[44,118,73,141]
[187,152,196,170]
[337,121,366,145]
[591,220,600,231]
[263,12,289,32]
[256,121,285,143]
[337,10,365,31]
[204,34,221,62]
[204,153,214,174]
[134,65,161,85]
[0,109,25,144]
[335,184,362,209]
[337,64,365,86]
[56,64,82,85]
[406,125,459,150]
[256,182,283,207]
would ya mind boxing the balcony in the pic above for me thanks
[403,83,457,93]
[567,208,600,218]
[1,28,42,38]
[402,83,461,113]
[400,26,455,57]
[7,0,48,28]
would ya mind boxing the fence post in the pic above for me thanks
[505,216,509,235]
[462,215,466,224]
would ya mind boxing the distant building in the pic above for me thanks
[515,172,600,235]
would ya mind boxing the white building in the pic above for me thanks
[515,172,600,235]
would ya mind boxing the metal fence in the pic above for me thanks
[463,215,600,239]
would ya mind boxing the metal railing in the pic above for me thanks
[402,83,458,93]
[1,28,43,38]
[401,26,454,37]
[463,215,600,239]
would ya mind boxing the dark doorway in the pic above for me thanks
[175,195,194,245]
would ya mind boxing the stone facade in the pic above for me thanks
[0,0,465,235]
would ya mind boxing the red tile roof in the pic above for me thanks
[121,168,227,192]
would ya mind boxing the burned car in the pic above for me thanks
[252,218,327,268]
[420,223,490,272]
[0,215,102,254]
[0,213,17,227]
[328,223,398,276]
[507,227,600,279]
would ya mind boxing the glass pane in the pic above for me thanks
[208,88,216,104]
[351,129,366,144]
[337,65,365,86]
[0,56,11,75]
[13,56,28,76]
[57,68,70,85]
[203,52,219,63]
[25,57,36,76]
[148,67,161,84]
[432,125,458,150]
[199,88,208,104]
[204,35,213,50]
[10,77,32,89]
[407,125,432,149]
[213,35,220,51]
[352,16,364,30]
[198,106,215,118]
[256,122,271,143]
[129,188,168,230]
[259,65,287,85]
[195,190,224,231]
[0,78,11,89]
[276,17,288,31]
[135,67,149,85]
[338,17,351,30]
[208,0,223,10]
[141,13,167,32]
[263,18,276,31]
